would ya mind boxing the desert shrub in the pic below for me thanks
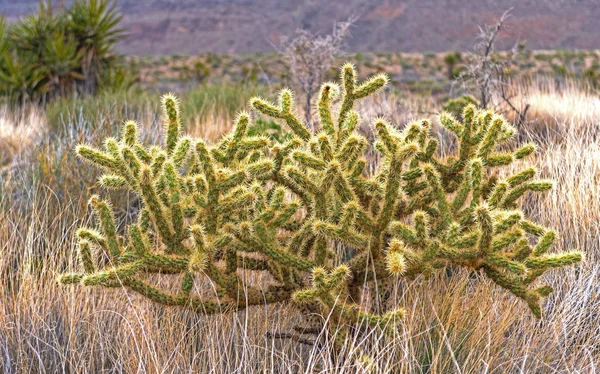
[240,64,260,83]
[443,95,478,119]
[457,9,531,127]
[58,64,581,354]
[177,60,211,85]
[192,61,211,83]
[408,79,445,96]
[206,53,222,68]
[583,67,599,88]
[443,51,462,80]
[0,0,132,104]
[281,17,353,128]
[247,117,288,142]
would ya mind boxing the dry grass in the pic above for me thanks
[510,77,600,144]
[1,79,599,373]
[0,107,46,169]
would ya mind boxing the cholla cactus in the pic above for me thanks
[59,64,581,342]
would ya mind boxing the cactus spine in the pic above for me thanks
[59,64,581,340]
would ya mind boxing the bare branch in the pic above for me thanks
[281,16,355,129]
[457,8,529,127]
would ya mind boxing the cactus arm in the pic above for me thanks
[60,67,582,332]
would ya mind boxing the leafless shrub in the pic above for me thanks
[459,9,530,127]
[281,17,355,129]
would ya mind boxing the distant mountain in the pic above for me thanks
[3,0,600,55]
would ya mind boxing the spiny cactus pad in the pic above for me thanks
[59,64,581,336]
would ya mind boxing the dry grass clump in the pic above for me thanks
[0,107,45,169]
[1,77,599,373]
[510,77,600,144]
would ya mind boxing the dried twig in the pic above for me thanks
[458,8,530,127]
[281,16,356,129]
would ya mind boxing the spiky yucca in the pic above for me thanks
[59,64,581,343]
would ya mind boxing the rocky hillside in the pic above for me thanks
[2,0,600,55]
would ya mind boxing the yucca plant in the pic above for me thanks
[0,17,11,57]
[67,0,125,94]
[59,64,581,353]
[9,0,59,60]
[41,31,84,97]
[0,2,58,103]
[0,0,128,103]
[0,52,47,105]
[98,63,138,94]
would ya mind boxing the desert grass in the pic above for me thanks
[0,78,599,373]
[0,107,46,169]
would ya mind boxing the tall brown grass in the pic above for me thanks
[1,79,599,373]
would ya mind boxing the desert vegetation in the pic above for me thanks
[1,3,599,374]
[0,0,133,105]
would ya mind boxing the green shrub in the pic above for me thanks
[408,79,444,96]
[247,117,288,142]
[192,61,211,83]
[59,64,581,348]
[583,67,599,88]
[240,65,260,83]
[0,0,130,104]
[444,51,462,80]
[443,95,479,119]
